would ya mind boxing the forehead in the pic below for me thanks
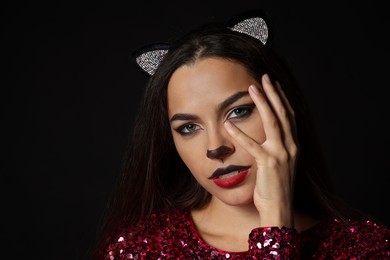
[167,58,258,114]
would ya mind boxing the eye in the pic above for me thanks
[227,104,255,120]
[175,123,201,136]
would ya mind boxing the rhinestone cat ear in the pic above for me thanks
[132,43,170,76]
[229,16,269,44]
[132,11,269,76]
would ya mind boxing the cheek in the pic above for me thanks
[175,142,209,184]
[238,114,266,144]
[172,134,205,172]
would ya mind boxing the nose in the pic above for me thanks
[206,127,235,162]
[207,145,234,162]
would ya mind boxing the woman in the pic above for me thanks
[92,11,389,259]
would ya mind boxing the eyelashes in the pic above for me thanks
[176,124,202,136]
[226,103,255,120]
[174,103,256,136]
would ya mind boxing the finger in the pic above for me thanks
[261,75,289,128]
[275,81,298,145]
[261,75,296,149]
[224,120,264,158]
[275,81,295,121]
[248,83,282,143]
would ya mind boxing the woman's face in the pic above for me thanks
[167,57,266,206]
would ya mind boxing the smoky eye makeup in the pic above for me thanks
[174,123,201,136]
[173,103,256,136]
[225,103,256,121]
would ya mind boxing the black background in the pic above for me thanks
[2,1,389,259]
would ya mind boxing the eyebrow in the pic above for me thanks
[170,113,200,122]
[217,91,249,113]
[170,91,249,122]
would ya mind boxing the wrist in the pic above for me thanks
[259,208,294,228]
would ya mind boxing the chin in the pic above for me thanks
[217,189,255,206]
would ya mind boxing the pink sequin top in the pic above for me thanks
[99,209,390,259]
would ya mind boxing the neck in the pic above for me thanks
[191,196,320,234]
[192,196,261,235]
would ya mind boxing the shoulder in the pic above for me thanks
[99,209,192,259]
[301,216,390,258]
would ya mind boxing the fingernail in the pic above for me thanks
[263,73,271,84]
[224,121,234,131]
[249,85,260,95]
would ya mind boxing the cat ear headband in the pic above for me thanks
[132,12,269,76]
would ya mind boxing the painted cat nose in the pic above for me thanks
[206,145,234,162]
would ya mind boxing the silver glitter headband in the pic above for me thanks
[133,15,269,76]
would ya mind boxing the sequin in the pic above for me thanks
[263,238,272,247]
[97,209,390,259]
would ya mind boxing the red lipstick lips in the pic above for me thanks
[209,165,251,188]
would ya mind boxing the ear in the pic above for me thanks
[131,43,170,76]
[227,11,269,45]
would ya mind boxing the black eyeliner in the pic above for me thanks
[175,123,197,136]
[226,103,256,120]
